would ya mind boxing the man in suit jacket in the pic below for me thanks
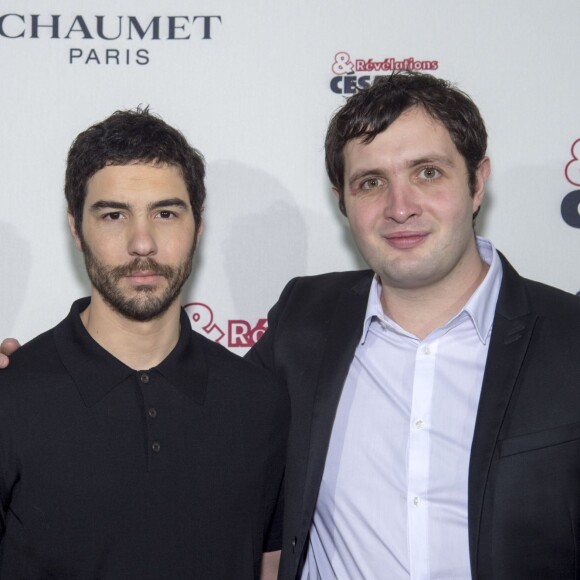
[3,75,580,579]
[247,72,580,579]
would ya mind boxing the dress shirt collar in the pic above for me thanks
[360,236,503,345]
[53,297,208,407]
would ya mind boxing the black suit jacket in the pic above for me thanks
[248,254,580,579]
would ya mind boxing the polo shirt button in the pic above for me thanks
[148,407,157,419]
[151,441,161,453]
[140,372,150,384]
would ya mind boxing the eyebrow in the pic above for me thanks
[89,198,189,213]
[148,198,189,211]
[406,155,456,169]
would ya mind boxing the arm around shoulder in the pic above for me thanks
[0,339,21,369]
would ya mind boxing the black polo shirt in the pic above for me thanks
[0,298,289,579]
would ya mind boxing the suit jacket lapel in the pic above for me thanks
[468,254,538,577]
[299,274,371,537]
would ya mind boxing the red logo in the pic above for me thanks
[565,138,580,186]
[329,51,439,95]
[183,302,267,348]
[331,51,439,75]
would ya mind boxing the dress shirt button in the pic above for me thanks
[148,407,157,419]
[140,372,150,384]
[422,345,431,355]
[151,441,161,453]
[413,496,421,507]
[415,419,425,430]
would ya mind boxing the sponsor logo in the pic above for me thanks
[560,139,580,295]
[183,302,267,349]
[329,51,439,94]
[0,13,222,65]
[561,139,580,229]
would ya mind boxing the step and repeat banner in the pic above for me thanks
[2,1,580,353]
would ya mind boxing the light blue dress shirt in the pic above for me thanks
[302,237,503,580]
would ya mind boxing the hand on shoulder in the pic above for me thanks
[0,339,21,368]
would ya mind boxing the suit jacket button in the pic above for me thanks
[292,537,297,552]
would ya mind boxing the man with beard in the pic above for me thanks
[0,109,288,579]
[8,74,580,580]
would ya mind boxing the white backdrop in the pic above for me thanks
[2,1,580,353]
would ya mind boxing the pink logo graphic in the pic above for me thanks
[329,52,440,95]
[354,57,438,72]
[331,51,438,76]
[565,139,580,186]
[332,52,354,75]
[228,319,268,348]
[183,302,267,348]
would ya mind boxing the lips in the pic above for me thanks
[109,258,173,283]
[126,271,164,284]
[129,271,159,277]
[384,232,428,249]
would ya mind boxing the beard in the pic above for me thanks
[81,239,195,322]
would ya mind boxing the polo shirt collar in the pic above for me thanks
[54,298,208,407]
[156,310,208,405]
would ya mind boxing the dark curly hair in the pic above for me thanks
[325,72,487,216]
[65,107,205,234]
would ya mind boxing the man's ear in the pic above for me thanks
[195,205,205,243]
[67,212,83,252]
[472,157,491,213]
[332,186,348,217]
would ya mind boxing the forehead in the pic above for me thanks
[85,163,188,204]
[344,106,462,170]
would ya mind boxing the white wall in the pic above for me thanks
[2,0,579,353]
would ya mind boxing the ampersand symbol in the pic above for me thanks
[183,302,225,343]
[565,139,580,186]
[332,52,353,75]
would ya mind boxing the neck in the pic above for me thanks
[380,253,489,341]
[80,292,182,370]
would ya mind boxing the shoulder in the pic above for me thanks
[499,256,580,342]
[523,277,580,307]
[0,327,60,385]
[498,252,580,321]
[0,326,67,428]
[281,270,373,297]
[193,330,288,402]
[190,334,289,469]
[245,270,372,372]
[270,269,373,318]
[521,277,580,325]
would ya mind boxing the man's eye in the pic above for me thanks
[104,212,122,221]
[361,177,383,190]
[419,167,441,180]
[157,210,176,219]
